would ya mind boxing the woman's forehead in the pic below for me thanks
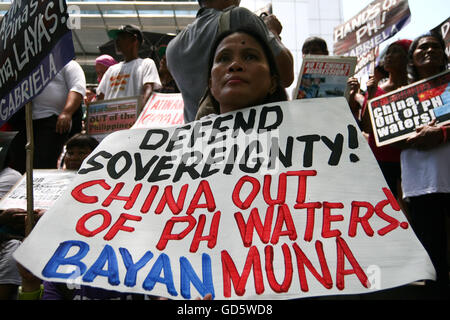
[417,36,440,46]
[216,32,263,51]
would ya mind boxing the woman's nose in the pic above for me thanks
[228,59,243,72]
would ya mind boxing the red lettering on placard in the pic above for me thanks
[103,213,142,241]
[294,202,322,242]
[76,209,111,237]
[186,180,216,215]
[189,211,221,252]
[286,170,317,204]
[156,215,196,250]
[71,180,111,203]
[292,241,332,292]
[221,246,264,297]
[140,185,159,214]
[234,207,274,247]
[348,201,375,237]
[271,204,297,244]
[262,174,286,205]
[336,237,369,290]
[155,185,188,215]
[232,176,260,209]
[102,182,142,210]
[322,202,344,238]
[265,244,293,293]
[375,188,402,236]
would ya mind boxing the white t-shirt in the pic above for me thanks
[32,60,86,120]
[401,143,450,198]
[0,240,22,288]
[97,58,161,100]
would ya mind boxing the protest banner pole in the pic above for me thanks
[25,102,34,237]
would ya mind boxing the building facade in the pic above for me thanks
[241,0,344,97]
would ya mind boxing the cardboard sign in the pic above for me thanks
[0,0,74,126]
[14,98,434,300]
[431,16,450,58]
[87,97,139,142]
[132,92,184,129]
[293,55,356,100]
[333,0,411,74]
[0,170,77,210]
[369,70,450,146]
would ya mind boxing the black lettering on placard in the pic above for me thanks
[233,109,257,138]
[139,129,169,150]
[166,125,191,153]
[78,151,112,174]
[268,136,294,169]
[258,105,283,133]
[172,151,203,183]
[107,151,132,179]
[296,135,320,167]
[239,140,263,173]
[208,114,233,144]
[134,153,159,181]
[148,155,175,182]
[321,134,344,166]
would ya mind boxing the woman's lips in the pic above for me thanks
[225,77,247,85]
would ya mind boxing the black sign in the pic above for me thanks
[0,0,75,126]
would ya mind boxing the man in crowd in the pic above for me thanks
[8,60,86,174]
[96,25,161,108]
[166,0,294,123]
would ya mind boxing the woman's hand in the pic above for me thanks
[406,120,444,150]
[366,75,379,100]
[262,14,283,38]
[0,208,27,233]
[347,77,360,97]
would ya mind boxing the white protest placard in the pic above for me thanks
[0,170,77,210]
[86,97,139,142]
[14,98,434,300]
[293,55,356,100]
[132,92,184,129]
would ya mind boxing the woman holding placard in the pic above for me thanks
[198,27,287,118]
[360,40,412,204]
[401,31,449,298]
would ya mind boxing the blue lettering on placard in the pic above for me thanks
[82,244,120,286]
[41,240,215,298]
[142,253,178,297]
[119,247,154,287]
[42,240,89,279]
[180,253,214,299]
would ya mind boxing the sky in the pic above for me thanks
[342,0,449,46]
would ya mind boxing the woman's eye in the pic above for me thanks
[216,54,230,63]
[245,54,258,61]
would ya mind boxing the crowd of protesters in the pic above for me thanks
[0,0,448,300]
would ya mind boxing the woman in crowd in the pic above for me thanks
[400,31,449,297]
[95,54,118,84]
[203,27,287,117]
[348,39,412,203]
